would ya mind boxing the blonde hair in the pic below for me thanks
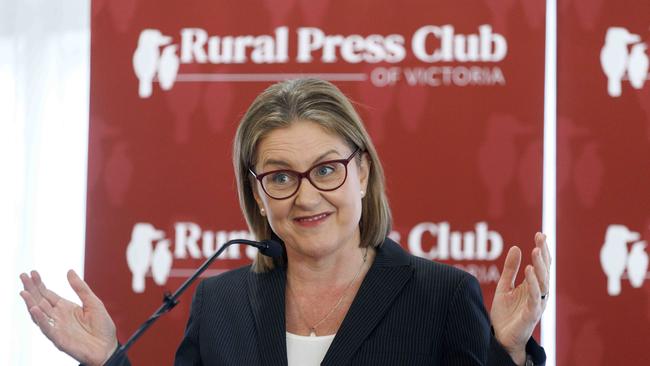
[233,78,392,272]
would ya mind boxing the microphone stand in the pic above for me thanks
[103,238,280,366]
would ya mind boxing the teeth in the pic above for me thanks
[299,213,328,222]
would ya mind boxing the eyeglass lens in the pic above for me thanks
[261,161,347,199]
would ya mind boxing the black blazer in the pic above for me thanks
[112,238,545,365]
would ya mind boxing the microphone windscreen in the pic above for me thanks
[260,240,284,258]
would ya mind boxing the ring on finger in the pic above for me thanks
[541,292,549,300]
[47,317,55,327]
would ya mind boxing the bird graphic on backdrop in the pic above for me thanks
[477,115,528,218]
[133,29,173,98]
[600,27,641,97]
[126,223,166,293]
[627,241,649,288]
[600,225,641,296]
[572,142,604,208]
[158,45,180,91]
[628,43,649,90]
[151,239,173,286]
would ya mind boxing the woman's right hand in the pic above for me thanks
[19,270,118,366]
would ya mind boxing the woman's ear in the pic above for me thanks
[358,152,370,193]
[250,178,266,216]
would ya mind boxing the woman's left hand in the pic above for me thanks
[19,270,118,366]
[490,232,550,365]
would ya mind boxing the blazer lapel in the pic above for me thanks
[321,239,414,366]
[247,266,288,366]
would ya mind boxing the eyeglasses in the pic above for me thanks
[249,148,361,200]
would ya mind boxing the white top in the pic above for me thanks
[286,332,336,366]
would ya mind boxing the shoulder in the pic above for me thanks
[199,264,252,291]
[375,238,485,318]
[201,264,252,285]
[379,237,477,294]
[183,265,259,323]
[411,253,477,290]
[369,238,491,358]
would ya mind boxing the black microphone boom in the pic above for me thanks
[103,238,283,366]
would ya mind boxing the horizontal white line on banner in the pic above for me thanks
[167,73,367,82]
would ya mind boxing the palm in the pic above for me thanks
[490,233,550,362]
[492,272,536,350]
[20,270,117,366]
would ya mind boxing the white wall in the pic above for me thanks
[0,0,90,364]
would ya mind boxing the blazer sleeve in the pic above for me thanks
[174,280,205,366]
[80,347,131,366]
[440,273,492,365]
[488,334,547,366]
[438,272,547,366]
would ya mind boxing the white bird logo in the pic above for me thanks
[126,223,166,293]
[151,239,174,286]
[627,241,649,288]
[600,224,640,296]
[133,29,173,98]
[600,27,641,97]
[158,45,180,91]
[627,43,649,90]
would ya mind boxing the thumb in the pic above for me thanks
[496,246,522,293]
[67,270,101,308]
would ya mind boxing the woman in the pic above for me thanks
[20,78,550,365]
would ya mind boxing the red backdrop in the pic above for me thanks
[87,1,545,364]
[556,0,650,364]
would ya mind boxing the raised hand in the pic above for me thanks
[19,270,118,366]
[490,232,550,365]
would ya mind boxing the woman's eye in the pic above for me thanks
[271,173,291,184]
[316,165,335,176]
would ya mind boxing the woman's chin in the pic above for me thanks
[295,239,363,263]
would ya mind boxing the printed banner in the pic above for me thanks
[557,1,650,364]
[88,0,545,363]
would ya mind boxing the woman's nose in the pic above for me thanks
[293,177,322,207]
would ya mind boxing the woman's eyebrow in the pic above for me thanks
[262,158,291,169]
[261,149,341,170]
[311,149,341,164]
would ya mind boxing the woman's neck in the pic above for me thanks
[285,243,374,293]
[284,243,375,336]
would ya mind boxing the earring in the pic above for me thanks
[360,190,365,197]
[260,207,266,216]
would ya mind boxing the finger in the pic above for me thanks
[496,246,522,292]
[20,272,43,301]
[532,248,549,295]
[525,265,544,314]
[20,291,38,323]
[67,270,100,308]
[31,271,54,302]
[536,232,551,268]
[31,270,45,289]
[38,298,56,319]
[543,238,552,270]
[541,234,552,268]
[29,306,57,340]
[31,271,63,306]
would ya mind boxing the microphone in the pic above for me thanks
[103,238,283,366]
[252,239,284,258]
